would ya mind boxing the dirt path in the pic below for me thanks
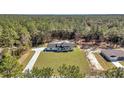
[19,51,31,64]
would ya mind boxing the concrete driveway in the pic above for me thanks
[23,47,45,73]
[112,62,124,68]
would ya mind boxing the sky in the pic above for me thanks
[0,0,124,14]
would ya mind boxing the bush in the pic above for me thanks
[98,67,124,78]
[57,64,84,78]
[23,67,54,78]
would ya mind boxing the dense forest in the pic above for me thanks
[0,15,124,56]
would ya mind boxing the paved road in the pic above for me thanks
[112,62,124,68]
[86,49,104,70]
[23,47,45,73]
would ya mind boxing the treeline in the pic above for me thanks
[24,64,84,78]
[24,67,124,78]
[0,15,124,50]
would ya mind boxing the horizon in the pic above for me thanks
[1,14,124,16]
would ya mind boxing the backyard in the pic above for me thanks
[34,48,91,74]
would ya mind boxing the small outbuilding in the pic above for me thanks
[101,49,124,62]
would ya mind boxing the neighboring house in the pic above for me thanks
[101,49,124,62]
[44,40,75,52]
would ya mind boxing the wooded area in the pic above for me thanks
[0,15,124,50]
[0,14,124,62]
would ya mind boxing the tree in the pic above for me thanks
[57,64,84,78]
[99,67,124,78]
[23,67,54,78]
[18,27,31,48]
[0,26,19,47]
[0,25,2,36]
[0,51,22,77]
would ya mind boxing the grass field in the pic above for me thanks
[34,48,91,74]
[94,53,115,70]
[21,51,35,68]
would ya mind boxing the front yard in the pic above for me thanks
[34,48,91,74]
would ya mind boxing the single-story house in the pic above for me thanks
[44,40,75,52]
[101,49,124,62]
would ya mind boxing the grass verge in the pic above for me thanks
[21,51,35,69]
[94,53,115,70]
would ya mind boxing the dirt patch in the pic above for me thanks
[19,50,31,64]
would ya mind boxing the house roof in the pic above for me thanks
[48,40,75,47]
[101,49,124,57]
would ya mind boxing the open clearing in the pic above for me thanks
[94,53,115,70]
[34,48,91,74]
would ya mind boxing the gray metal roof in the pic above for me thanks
[47,40,75,48]
[101,49,124,57]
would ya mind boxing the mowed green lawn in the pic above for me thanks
[94,53,115,70]
[34,48,91,74]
